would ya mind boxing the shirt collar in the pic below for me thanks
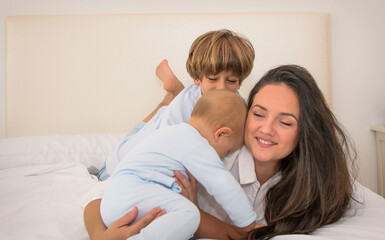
[237,145,282,186]
[238,145,258,184]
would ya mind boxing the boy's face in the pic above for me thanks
[193,71,240,95]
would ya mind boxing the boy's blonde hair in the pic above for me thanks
[186,29,255,85]
[191,89,247,135]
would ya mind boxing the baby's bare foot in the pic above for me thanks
[156,59,184,97]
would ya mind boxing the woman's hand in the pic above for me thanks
[104,206,165,240]
[84,199,165,240]
[174,170,198,206]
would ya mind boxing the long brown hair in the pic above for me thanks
[247,65,358,239]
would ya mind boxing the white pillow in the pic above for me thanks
[0,133,125,174]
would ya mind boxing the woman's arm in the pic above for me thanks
[83,199,106,240]
[83,199,165,240]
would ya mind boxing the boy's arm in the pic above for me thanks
[162,84,201,125]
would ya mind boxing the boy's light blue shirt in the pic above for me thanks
[106,84,201,176]
[111,123,257,227]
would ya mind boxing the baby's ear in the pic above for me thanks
[193,78,201,86]
[214,127,232,142]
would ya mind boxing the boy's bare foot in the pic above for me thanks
[143,60,185,122]
[156,59,185,98]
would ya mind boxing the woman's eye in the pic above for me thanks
[280,121,292,126]
[253,113,264,118]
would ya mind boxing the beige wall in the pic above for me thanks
[1,0,384,194]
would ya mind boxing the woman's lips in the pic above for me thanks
[256,137,277,147]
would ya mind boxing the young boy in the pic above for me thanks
[100,29,255,179]
[100,90,257,240]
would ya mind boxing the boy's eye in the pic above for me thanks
[208,78,217,81]
[228,79,238,83]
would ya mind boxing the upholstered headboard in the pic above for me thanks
[5,13,331,137]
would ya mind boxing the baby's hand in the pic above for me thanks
[243,222,256,232]
[243,222,265,232]
[230,221,264,239]
[254,223,265,228]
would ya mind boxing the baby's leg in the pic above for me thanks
[142,59,185,122]
[118,177,199,240]
[100,174,141,227]
[101,174,200,240]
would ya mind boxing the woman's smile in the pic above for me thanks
[256,136,277,147]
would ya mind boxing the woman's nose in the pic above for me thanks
[260,120,274,136]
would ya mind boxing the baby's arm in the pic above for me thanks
[198,210,256,239]
[174,170,254,239]
[181,147,257,228]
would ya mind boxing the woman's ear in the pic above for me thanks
[214,127,232,142]
[193,78,201,86]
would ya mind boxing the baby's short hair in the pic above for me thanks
[186,29,255,85]
[191,89,247,133]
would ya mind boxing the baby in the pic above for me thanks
[100,89,257,240]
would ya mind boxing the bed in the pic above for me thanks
[1,13,385,240]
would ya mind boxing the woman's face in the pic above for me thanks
[244,84,300,166]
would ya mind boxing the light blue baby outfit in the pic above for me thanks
[100,123,257,240]
[101,84,202,179]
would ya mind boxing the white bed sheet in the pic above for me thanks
[0,162,96,240]
[0,135,385,240]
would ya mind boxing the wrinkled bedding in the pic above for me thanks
[0,134,384,240]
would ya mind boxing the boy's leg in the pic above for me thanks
[97,121,146,180]
[155,59,185,96]
[142,59,185,122]
[99,60,185,180]
[141,93,175,123]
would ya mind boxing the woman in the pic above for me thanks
[244,65,357,239]
[84,65,357,239]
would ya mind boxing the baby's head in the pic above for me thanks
[186,29,255,90]
[190,89,247,158]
